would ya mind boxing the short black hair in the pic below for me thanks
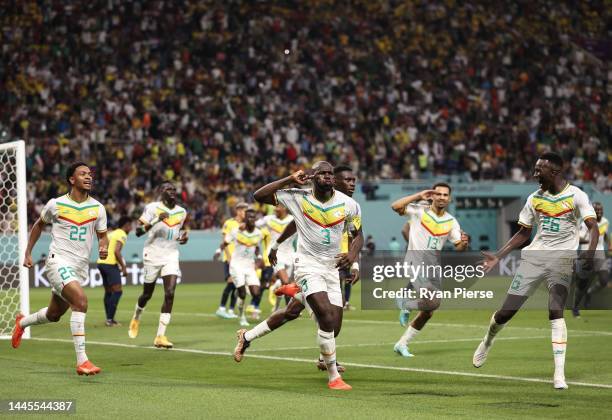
[334,165,353,175]
[117,216,131,228]
[432,182,452,194]
[158,180,174,190]
[65,162,89,184]
[539,152,563,168]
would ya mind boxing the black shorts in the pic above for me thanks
[98,264,122,287]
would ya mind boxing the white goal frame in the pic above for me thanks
[0,140,29,339]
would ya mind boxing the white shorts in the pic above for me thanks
[508,257,574,297]
[293,254,342,308]
[230,264,260,288]
[274,252,294,278]
[143,260,181,283]
[44,255,87,298]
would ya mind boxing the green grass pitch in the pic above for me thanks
[1,283,611,419]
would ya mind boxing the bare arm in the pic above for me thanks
[178,213,190,244]
[23,218,46,268]
[97,230,109,260]
[336,227,364,271]
[401,221,410,242]
[135,211,169,237]
[253,170,311,204]
[390,190,435,215]
[114,241,127,275]
[481,226,532,272]
[454,231,470,251]
[277,221,297,244]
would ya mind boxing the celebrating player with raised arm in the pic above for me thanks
[13,162,108,376]
[473,152,598,389]
[128,181,189,349]
[390,182,469,357]
[238,162,363,390]
[234,165,362,375]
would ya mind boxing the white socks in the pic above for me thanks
[397,325,420,346]
[133,304,144,321]
[484,313,505,346]
[551,318,567,378]
[245,321,271,342]
[70,311,88,365]
[157,313,171,337]
[317,329,339,381]
[20,307,50,328]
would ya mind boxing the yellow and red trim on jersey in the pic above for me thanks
[57,202,100,226]
[155,207,185,227]
[235,230,262,247]
[531,194,575,218]
[420,211,454,237]
[301,197,345,228]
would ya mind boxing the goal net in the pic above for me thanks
[0,140,29,339]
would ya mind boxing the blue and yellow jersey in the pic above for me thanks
[97,228,127,265]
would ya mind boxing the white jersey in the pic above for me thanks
[40,194,107,268]
[404,203,462,251]
[518,184,596,254]
[225,227,264,268]
[256,214,295,257]
[139,201,188,263]
[579,216,609,251]
[275,188,361,264]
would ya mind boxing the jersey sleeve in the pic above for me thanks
[39,199,56,224]
[404,204,424,224]
[224,227,237,244]
[95,205,108,232]
[139,203,156,225]
[449,219,462,244]
[579,222,589,242]
[255,216,268,229]
[575,191,596,221]
[347,200,362,231]
[274,189,304,210]
[518,197,536,228]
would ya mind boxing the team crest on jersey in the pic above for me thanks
[57,202,100,226]
[420,211,453,237]
[301,197,345,228]
[532,194,575,218]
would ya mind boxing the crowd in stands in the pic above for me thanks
[1,0,609,228]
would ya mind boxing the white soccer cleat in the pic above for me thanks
[472,340,491,368]
[554,376,568,390]
[239,317,249,327]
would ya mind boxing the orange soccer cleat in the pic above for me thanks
[328,377,352,390]
[76,360,102,376]
[274,283,301,298]
[11,313,25,349]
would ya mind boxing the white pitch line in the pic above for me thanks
[28,337,612,390]
[246,333,603,352]
[89,309,612,336]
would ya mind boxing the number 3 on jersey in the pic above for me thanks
[321,228,331,245]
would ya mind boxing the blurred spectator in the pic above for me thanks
[388,237,401,252]
[1,0,608,229]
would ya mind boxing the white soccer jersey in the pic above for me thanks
[275,188,361,263]
[404,203,462,250]
[256,214,295,257]
[40,194,107,268]
[225,227,264,267]
[518,184,596,252]
[139,201,187,263]
[579,216,609,251]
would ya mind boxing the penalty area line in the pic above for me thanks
[29,337,612,390]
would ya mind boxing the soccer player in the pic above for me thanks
[240,162,363,390]
[256,204,295,310]
[13,162,108,376]
[128,181,189,348]
[97,216,132,326]
[572,202,609,317]
[215,202,248,319]
[221,207,265,326]
[390,183,468,357]
[473,152,598,389]
[234,165,361,374]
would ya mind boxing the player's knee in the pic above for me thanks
[237,289,246,300]
[318,312,335,330]
[111,284,122,293]
[164,289,175,302]
[72,296,88,312]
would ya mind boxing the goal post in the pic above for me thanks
[0,140,29,339]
